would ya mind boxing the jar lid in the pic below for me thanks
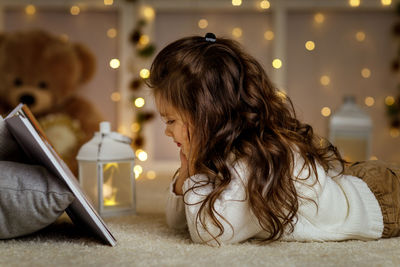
[330,95,372,130]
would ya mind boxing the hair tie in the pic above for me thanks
[205,32,216,43]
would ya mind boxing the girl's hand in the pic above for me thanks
[174,149,190,195]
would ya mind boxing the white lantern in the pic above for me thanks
[76,122,135,217]
[329,96,372,162]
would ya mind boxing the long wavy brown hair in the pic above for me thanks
[147,35,345,245]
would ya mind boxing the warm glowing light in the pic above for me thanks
[135,97,145,108]
[370,156,378,160]
[365,96,375,107]
[146,171,157,180]
[320,75,330,86]
[104,0,113,5]
[232,0,242,6]
[103,184,113,199]
[385,96,395,106]
[321,107,331,117]
[142,6,155,21]
[264,30,274,41]
[349,0,360,7]
[140,68,150,79]
[111,92,121,102]
[198,19,208,29]
[232,27,243,38]
[381,0,392,6]
[390,128,400,138]
[107,28,117,38]
[109,59,120,69]
[356,31,366,42]
[260,0,270,9]
[361,68,371,78]
[70,6,80,15]
[136,149,148,161]
[131,122,141,133]
[272,59,282,69]
[25,5,36,15]
[139,35,150,46]
[314,13,325,24]
[305,41,315,51]
[134,165,143,179]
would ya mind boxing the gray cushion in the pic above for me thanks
[0,161,75,239]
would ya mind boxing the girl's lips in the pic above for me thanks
[177,143,181,147]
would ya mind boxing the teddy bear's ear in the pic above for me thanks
[73,43,96,84]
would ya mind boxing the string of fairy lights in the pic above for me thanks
[197,0,398,139]
[18,0,398,181]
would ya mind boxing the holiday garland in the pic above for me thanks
[128,12,156,150]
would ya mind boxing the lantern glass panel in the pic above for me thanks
[79,161,99,209]
[102,161,133,211]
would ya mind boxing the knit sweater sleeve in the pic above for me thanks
[181,161,263,245]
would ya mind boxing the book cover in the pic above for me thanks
[4,104,116,246]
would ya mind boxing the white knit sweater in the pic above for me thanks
[165,155,384,245]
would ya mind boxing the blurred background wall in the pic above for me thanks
[0,0,398,182]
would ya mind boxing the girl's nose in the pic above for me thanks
[165,127,172,137]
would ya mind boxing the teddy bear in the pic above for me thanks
[0,29,103,175]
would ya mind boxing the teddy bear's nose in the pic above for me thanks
[19,94,35,106]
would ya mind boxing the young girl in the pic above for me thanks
[147,33,400,246]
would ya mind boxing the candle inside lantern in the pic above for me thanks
[103,162,118,206]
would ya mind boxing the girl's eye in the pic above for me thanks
[166,120,175,125]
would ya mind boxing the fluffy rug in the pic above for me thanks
[1,175,400,266]
[1,213,400,267]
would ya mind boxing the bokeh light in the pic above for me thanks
[70,6,80,15]
[198,19,208,29]
[321,107,331,117]
[272,59,282,69]
[134,97,145,108]
[111,92,121,102]
[264,30,274,41]
[314,13,325,24]
[361,68,371,78]
[320,75,331,86]
[25,5,36,15]
[109,59,120,69]
[305,41,315,51]
[356,31,366,42]
[260,0,270,9]
[107,28,117,38]
[364,96,375,107]
[140,68,150,79]
[232,0,242,6]
[232,27,243,38]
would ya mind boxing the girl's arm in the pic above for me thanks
[165,150,190,229]
[182,162,263,245]
[165,174,187,229]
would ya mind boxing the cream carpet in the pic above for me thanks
[1,173,400,267]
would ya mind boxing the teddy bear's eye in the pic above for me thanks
[14,78,23,87]
[38,81,48,89]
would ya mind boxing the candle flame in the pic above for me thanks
[103,163,119,206]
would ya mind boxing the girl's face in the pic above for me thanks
[155,96,192,158]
